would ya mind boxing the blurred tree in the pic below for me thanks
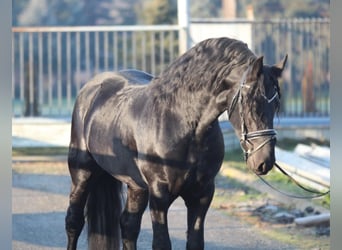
[13,0,47,26]
[13,0,330,26]
[253,0,284,19]
[76,0,138,25]
[40,0,83,26]
[137,0,177,25]
[108,0,138,25]
[249,0,329,19]
[190,0,222,18]
[135,0,178,74]
[12,0,29,25]
[188,0,329,19]
[13,0,138,26]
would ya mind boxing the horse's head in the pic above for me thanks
[225,55,287,175]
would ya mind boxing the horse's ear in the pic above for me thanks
[250,56,264,78]
[271,54,288,78]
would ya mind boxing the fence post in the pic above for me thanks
[177,0,190,54]
[24,61,39,116]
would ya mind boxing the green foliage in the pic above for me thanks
[13,0,330,27]
[249,0,329,19]
[223,138,330,208]
[190,0,329,19]
[227,137,324,170]
[190,0,222,18]
[12,0,29,25]
[134,0,179,74]
[13,0,138,26]
[12,147,69,156]
[137,0,177,25]
[276,137,330,151]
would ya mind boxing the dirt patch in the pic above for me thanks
[213,173,330,250]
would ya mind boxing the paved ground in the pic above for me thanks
[12,162,297,250]
[13,117,325,249]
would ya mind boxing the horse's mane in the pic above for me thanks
[152,37,257,92]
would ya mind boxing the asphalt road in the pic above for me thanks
[12,163,296,250]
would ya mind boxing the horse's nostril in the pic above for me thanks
[256,162,270,175]
[257,163,265,173]
[255,161,273,175]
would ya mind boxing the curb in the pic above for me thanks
[12,155,68,162]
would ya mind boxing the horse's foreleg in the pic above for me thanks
[120,186,149,250]
[149,185,174,250]
[183,181,215,250]
[65,168,92,250]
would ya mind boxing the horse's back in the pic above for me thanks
[73,69,152,120]
[69,70,152,162]
[71,72,125,127]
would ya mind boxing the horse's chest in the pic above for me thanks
[182,143,222,184]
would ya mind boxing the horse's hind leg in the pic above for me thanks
[120,186,149,250]
[65,149,94,250]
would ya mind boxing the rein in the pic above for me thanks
[227,67,330,199]
[257,162,330,199]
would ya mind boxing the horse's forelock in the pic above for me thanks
[245,67,281,120]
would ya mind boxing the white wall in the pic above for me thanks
[189,22,253,48]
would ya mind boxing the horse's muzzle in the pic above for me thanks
[246,143,275,175]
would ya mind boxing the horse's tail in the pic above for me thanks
[86,172,123,250]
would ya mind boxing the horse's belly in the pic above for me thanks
[90,150,148,189]
[86,123,148,189]
[113,174,147,190]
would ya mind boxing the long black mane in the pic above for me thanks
[154,38,257,91]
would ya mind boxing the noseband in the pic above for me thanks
[227,69,278,161]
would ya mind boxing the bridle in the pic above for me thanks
[227,68,278,161]
[227,67,330,199]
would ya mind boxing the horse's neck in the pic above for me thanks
[149,72,241,143]
[157,86,226,143]
[178,83,239,143]
[193,95,226,142]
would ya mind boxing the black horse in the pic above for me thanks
[65,37,287,250]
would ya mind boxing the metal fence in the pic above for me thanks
[12,25,180,116]
[251,18,330,117]
[12,19,330,117]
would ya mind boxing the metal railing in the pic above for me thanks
[12,25,180,116]
[12,19,330,117]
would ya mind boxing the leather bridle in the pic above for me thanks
[227,69,278,161]
[227,67,330,199]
